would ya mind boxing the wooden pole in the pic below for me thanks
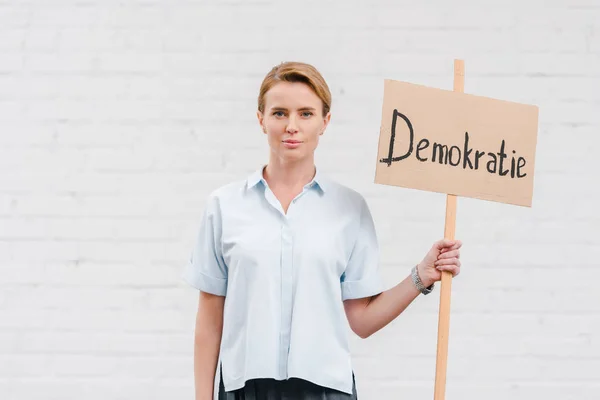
[433,59,464,400]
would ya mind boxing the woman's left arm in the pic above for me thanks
[343,239,462,339]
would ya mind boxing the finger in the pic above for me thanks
[441,240,462,251]
[434,257,460,267]
[436,264,460,277]
[435,239,458,250]
[449,240,462,250]
[438,250,460,260]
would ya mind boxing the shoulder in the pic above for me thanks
[321,176,369,212]
[209,178,247,199]
[203,177,249,212]
[321,176,365,203]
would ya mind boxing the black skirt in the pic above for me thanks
[218,366,359,400]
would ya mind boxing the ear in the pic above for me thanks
[321,111,331,135]
[256,110,266,133]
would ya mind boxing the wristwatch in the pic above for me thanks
[411,265,434,295]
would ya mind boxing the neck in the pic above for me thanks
[263,156,316,190]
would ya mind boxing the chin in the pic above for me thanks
[282,153,305,160]
[278,151,309,161]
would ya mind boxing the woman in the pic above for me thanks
[182,61,462,400]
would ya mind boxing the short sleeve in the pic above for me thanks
[341,196,384,300]
[181,194,228,296]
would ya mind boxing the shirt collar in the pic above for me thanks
[247,165,327,193]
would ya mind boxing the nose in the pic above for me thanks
[286,115,299,133]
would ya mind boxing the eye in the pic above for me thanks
[301,111,313,117]
[273,111,285,117]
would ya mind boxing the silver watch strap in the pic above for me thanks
[411,265,434,295]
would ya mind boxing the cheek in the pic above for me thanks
[266,130,283,147]
[265,119,284,133]
[307,123,323,140]
[266,133,279,145]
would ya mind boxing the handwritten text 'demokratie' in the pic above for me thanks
[375,79,539,207]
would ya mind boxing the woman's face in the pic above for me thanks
[257,81,330,164]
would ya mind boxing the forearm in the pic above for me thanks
[357,273,422,338]
[194,328,222,400]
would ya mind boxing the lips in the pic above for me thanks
[282,140,302,149]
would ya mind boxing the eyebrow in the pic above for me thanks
[270,107,317,112]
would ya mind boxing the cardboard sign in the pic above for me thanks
[375,79,539,207]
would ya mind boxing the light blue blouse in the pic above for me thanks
[182,165,384,395]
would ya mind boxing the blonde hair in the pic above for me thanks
[258,61,332,117]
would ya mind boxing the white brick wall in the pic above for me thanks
[1,0,598,399]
